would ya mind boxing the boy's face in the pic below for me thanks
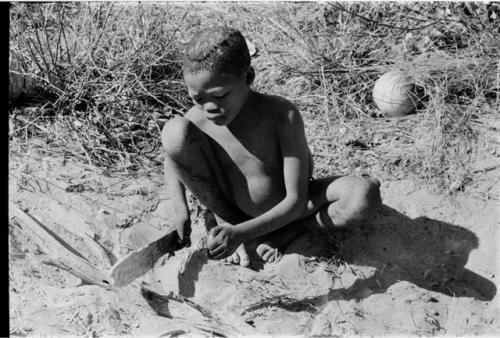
[184,70,250,126]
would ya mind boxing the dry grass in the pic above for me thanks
[9,2,500,192]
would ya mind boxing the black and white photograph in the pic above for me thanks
[8,1,500,336]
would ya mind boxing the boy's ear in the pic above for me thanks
[245,67,255,85]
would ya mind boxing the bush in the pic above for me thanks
[9,2,500,191]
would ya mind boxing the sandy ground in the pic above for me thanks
[8,152,500,336]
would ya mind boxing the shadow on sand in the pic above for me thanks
[176,205,496,303]
[286,204,496,304]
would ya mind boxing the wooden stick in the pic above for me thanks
[9,201,113,289]
[106,281,256,337]
[473,163,500,173]
[31,193,114,269]
[140,282,257,336]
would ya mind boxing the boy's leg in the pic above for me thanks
[162,117,251,266]
[304,175,382,230]
[255,175,382,261]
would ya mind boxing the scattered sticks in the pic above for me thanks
[9,201,113,289]
[9,200,255,336]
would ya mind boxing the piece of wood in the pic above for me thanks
[9,201,113,289]
[109,230,185,287]
[34,198,114,269]
[140,282,257,336]
[13,187,115,269]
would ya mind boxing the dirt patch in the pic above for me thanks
[9,154,499,336]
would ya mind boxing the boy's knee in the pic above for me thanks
[161,117,195,159]
[336,177,382,224]
[351,177,382,219]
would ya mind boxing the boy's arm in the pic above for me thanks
[163,157,191,244]
[208,104,310,258]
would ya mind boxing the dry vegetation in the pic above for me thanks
[9,2,500,193]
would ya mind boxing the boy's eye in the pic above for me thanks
[213,93,228,99]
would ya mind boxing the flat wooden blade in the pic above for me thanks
[109,230,183,287]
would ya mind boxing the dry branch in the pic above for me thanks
[9,201,113,289]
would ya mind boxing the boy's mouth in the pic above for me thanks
[207,113,225,123]
[206,109,223,117]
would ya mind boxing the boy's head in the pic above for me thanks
[183,26,253,82]
[182,27,255,125]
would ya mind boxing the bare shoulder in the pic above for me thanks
[258,93,301,126]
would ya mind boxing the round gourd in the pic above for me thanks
[372,71,417,117]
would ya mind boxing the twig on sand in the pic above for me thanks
[472,163,500,174]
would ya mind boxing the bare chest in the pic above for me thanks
[201,121,285,215]
[208,123,280,177]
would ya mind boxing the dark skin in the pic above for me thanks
[162,68,382,266]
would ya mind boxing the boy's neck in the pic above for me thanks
[228,90,257,129]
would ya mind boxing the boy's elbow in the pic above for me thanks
[285,194,307,219]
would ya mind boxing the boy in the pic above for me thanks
[162,26,381,267]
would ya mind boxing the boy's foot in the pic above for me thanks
[256,242,281,263]
[223,243,250,267]
[256,221,307,263]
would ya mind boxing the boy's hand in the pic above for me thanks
[173,214,191,247]
[207,224,242,259]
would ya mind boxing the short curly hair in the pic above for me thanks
[182,26,251,76]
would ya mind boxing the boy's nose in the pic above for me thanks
[204,102,220,113]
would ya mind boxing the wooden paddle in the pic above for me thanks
[109,211,220,288]
[109,230,188,287]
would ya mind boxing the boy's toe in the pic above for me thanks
[240,256,250,267]
[238,249,250,267]
[232,252,240,264]
[263,249,276,262]
[256,243,269,259]
[256,243,280,263]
